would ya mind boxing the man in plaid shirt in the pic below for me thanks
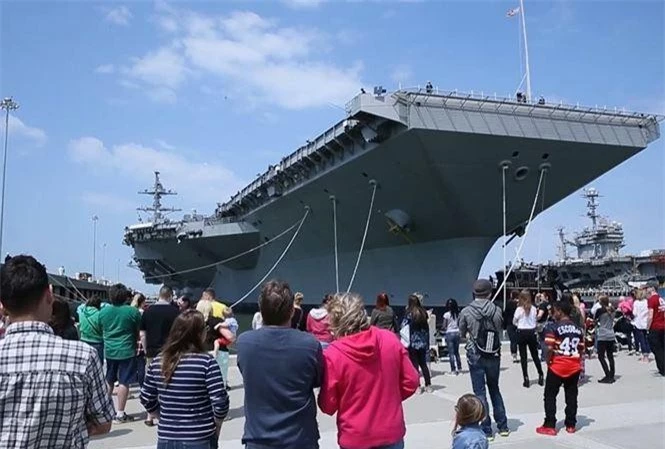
[0,255,115,448]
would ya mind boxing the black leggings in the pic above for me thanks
[408,347,431,386]
[597,340,615,379]
[517,329,543,379]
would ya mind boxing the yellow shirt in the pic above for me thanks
[211,301,227,319]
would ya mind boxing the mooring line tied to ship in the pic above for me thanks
[493,164,549,303]
[141,210,310,282]
[230,206,311,308]
[346,179,378,293]
[330,194,340,294]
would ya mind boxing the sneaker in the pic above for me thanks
[114,414,135,424]
[424,386,433,393]
[498,430,510,437]
[536,426,557,436]
[598,377,612,384]
[454,370,460,376]
[486,435,495,442]
[523,379,530,388]
[628,350,634,356]
[566,426,576,434]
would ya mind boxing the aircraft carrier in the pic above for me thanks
[123,88,662,305]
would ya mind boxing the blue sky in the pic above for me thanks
[1,0,663,294]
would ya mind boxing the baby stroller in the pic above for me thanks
[613,311,633,351]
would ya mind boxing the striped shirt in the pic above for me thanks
[140,353,229,441]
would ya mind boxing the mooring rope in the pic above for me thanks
[346,180,378,293]
[492,168,547,302]
[331,195,340,293]
[502,164,508,310]
[230,207,311,308]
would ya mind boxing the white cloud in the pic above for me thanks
[120,7,363,109]
[82,192,134,213]
[0,115,47,147]
[95,64,115,74]
[104,6,133,26]
[68,137,244,208]
[124,47,188,89]
[180,10,362,109]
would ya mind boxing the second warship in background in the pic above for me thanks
[495,188,665,297]
[123,87,663,305]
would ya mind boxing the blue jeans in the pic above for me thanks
[342,440,403,449]
[84,341,104,364]
[634,328,650,354]
[445,333,462,372]
[157,435,217,449]
[215,351,230,387]
[468,354,508,435]
[135,354,146,387]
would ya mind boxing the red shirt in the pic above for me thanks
[544,319,584,378]
[648,294,665,331]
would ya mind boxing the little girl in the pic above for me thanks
[452,394,488,449]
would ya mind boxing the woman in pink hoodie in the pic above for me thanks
[307,294,334,347]
[318,293,420,449]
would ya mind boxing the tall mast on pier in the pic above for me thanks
[137,171,181,223]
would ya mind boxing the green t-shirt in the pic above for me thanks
[78,305,103,343]
[99,305,141,360]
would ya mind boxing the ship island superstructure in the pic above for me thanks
[124,88,662,305]
[496,188,665,296]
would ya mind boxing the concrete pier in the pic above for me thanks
[89,349,665,449]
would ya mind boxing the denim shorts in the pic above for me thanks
[157,435,217,449]
[105,357,136,386]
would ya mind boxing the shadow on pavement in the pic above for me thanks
[227,406,245,420]
[507,418,525,433]
[576,414,595,430]
[91,428,133,440]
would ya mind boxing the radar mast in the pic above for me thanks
[137,171,181,223]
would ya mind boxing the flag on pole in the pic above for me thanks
[506,7,520,17]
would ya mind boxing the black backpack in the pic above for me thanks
[471,307,501,356]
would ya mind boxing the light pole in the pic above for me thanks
[0,97,19,260]
[102,243,107,280]
[92,215,98,278]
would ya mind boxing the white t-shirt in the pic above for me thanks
[513,306,537,329]
[632,299,649,330]
[443,311,459,333]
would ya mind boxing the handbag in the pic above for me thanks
[400,323,410,348]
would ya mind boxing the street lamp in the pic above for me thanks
[0,97,19,260]
[102,243,107,280]
[92,215,99,278]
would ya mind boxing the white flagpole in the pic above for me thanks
[519,0,532,101]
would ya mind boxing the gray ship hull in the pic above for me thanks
[127,90,662,305]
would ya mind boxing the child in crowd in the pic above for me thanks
[213,307,238,358]
[537,301,585,436]
[451,394,488,449]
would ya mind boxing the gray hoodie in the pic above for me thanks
[458,299,503,349]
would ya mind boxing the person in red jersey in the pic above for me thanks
[646,287,665,376]
[536,300,585,437]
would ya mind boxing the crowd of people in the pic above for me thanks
[0,253,664,449]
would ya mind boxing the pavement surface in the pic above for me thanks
[89,348,665,449]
